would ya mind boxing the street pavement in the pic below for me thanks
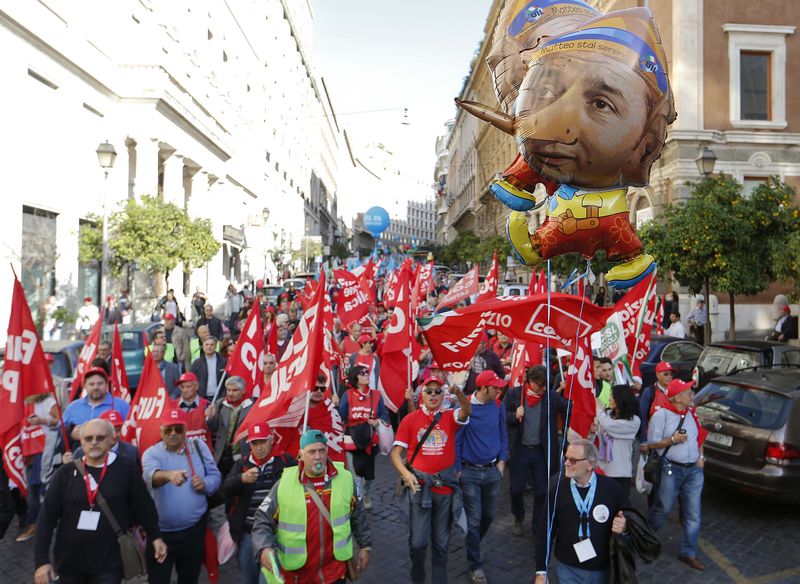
[4,455,799,583]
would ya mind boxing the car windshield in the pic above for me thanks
[780,350,800,366]
[48,353,70,378]
[698,346,763,376]
[696,382,791,430]
[119,331,143,351]
[264,286,283,296]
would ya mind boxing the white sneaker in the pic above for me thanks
[469,568,488,584]
[362,494,372,510]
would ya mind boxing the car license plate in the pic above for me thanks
[706,432,733,448]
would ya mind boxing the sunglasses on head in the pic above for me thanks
[423,388,443,396]
[162,425,185,435]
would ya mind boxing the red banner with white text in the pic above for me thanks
[437,265,479,311]
[122,352,170,457]
[477,252,499,303]
[110,324,131,402]
[225,307,265,398]
[614,274,658,379]
[69,310,104,401]
[378,265,414,412]
[563,335,596,439]
[334,269,371,328]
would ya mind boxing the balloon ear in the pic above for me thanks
[455,99,515,135]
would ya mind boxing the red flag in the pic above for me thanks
[437,265,480,310]
[276,396,346,463]
[563,336,596,438]
[0,276,56,494]
[577,276,585,299]
[410,261,434,314]
[378,265,414,412]
[265,319,278,358]
[536,269,547,295]
[613,274,658,378]
[69,309,105,401]
[334,269,370,328]
[122,352,169,457]
[420,293,615,371]
[509,340,543,387]
[110,324,131,402]
[477,252,499,303]
[225,307,265,398]
[236,273,327,448]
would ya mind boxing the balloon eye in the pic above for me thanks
[594,99,609,110]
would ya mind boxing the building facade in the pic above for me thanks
[0,0,350,330]
[384,199,436,247]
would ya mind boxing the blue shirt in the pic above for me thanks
[142,439,222,532]
[455,396,509,469]
[62,392,130,427]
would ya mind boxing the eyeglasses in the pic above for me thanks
[357,372,369,376]
[81,434,110,443]
[313,387,326,392]
[162,425,185,435]
[423,389,443,396]
[564,456,587,464]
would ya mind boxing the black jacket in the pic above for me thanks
[466,350,506,394]
[504,385,568,469]
[190,353,228,400]
[194,315,224,339]
[223,454,297,542]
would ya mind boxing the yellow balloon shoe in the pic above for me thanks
[506,212,541,266]
[606,253,656,290]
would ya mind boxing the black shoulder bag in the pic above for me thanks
[643,414,685,486]
[395,412,442,495]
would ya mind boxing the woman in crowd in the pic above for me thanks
[596,384,641,493]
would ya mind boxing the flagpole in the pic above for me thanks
[301,389,312,434]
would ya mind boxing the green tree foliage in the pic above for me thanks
[79,195,220,284]
[437,231,483,269]
[639,175,800,338]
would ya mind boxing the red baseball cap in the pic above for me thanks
[429,361,441,369]
[475,370,506,388]
[83,296,93,302]
[421,374,443,387]
[160,408,188,427]
[247,422,273,442]
[655,362,676,374]
[177,372,198,384]
[358,334,374,345]
[84,367,109,381]
[666,378,695,398]
[99,409,124,428]
[163,314,175,320]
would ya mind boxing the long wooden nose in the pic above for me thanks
[455,99,515,135]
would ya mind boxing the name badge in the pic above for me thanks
[77,510,101,531]
[573,538,597,563]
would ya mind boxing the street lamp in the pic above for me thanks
[96,141,116,313]
[695,146,717,177]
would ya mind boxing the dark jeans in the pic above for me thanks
[460,464,502,571]
[147,518,206,584]
[409,489,452,584]
[510,444,548,533]
[60,574,121,584]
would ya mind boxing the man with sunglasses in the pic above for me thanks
[534,439,627,584]
[142,408,222,584]
[34,419,166,584]
[391,374,471,584]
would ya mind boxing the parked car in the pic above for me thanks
[260,285,284,306]
[692,340,800,390]
[101,322,162,391]
[0,340,83,405]
[639,335,703,388]
[695,369,800,502]
[282,278,310,292]
[502,284,528,297]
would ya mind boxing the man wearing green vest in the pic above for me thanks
[252,429,372,584]
[594,356,614,407]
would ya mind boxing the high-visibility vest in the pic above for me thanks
[190,338,220,362]
[144,342,175,363]
[275,461,354,571]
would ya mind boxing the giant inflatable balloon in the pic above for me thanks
[457,1,676,289]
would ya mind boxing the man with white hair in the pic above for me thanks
[534,439,628,584]
[207,375,253,477]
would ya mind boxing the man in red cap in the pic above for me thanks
[76,296,99,339]
[638,361,676,453]
[142,408,222,584]
[646,379,708,571]
[457,370,509,584]
[171,371,212,449]
[391,374,471,584]
[62,367,130,446]
[223,422,298,584]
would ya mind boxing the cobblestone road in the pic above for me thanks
[4,455,799,583]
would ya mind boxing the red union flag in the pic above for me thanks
[437,265,480,311]
[563,335,596,438]
[477,252,499,302]
[378,264,414,412]
[334,269,370,328]
[236,273,327,452]
[110,324,131,402]
[410,261,433,314]
[419,293,615,371]
[0,276,56,494]
[69,309,104,401]
[122,352,169,457]
[509,340,543,387]
[613,273,658,378]
[225,307,264,398]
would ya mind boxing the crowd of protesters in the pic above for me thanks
[0,271,708,584]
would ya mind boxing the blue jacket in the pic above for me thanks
[455,396,509,470]
[63,393,130,428]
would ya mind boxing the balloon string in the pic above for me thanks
[544,259,591,578]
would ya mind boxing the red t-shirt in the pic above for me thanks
[341,336,361,355]
[395,408,463,494]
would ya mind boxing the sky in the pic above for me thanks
[311,0,491,217]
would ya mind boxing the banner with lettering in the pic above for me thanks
[334,269,370,328]
[69,309,105,401]
[563,335,596,439]
[378,264,414,412]
[436,265,480,311]
[476,252,499,303]
[0,276,56,493]
[110,324,131,402]
[122,352,169,457]
[225,307,265,398]
[419,293,615,371]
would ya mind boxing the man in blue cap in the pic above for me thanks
[252,428,372,584]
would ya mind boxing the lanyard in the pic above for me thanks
[82,456,109,509]
[569,473,597,540]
